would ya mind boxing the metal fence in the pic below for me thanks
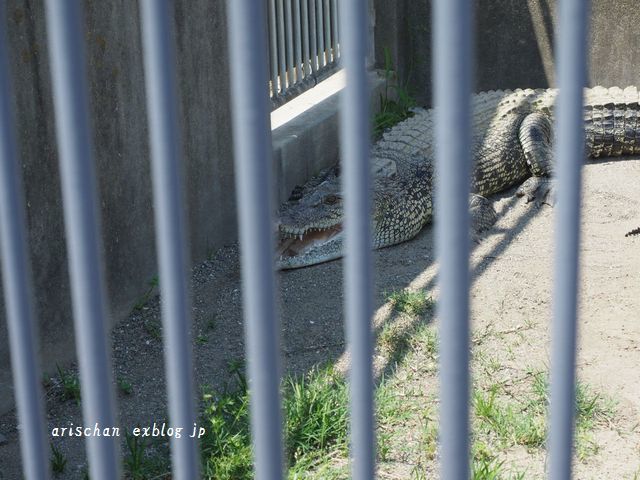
[267,0,340,109]
[0,0,589,478]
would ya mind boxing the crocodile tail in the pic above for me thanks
[584,86,640,158]
[625,226,640,237]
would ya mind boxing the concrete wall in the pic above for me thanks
[0,0,236,415]
[373,0,640,106]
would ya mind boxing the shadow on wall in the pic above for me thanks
[376,0,640,105]
[374,0,555,106]
[475,0,555,91]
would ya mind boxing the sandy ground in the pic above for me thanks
[0,156,639,478]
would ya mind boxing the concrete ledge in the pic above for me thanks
[271,70,387,204]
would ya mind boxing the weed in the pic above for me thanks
[196,334,208,345]
[199,364,350,479]
[378,322,411,361]
[373,47,417,138]
[42,372,53,389]
[132,275,160,312]
[387,289,434,317]
[122,431,169,479]
[117,377,133,395]
[143,320,162,341]
[471,456,504,480]
[284,367,349,465]
[56,365,80,404]
[50,443,67,475]
[473,369,616,461]
[124,432,146,478]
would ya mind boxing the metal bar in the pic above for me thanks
[316,0,325,66]
[548,1,590,478]
[308,0,318,73]
[285,0,295,85]
[0,5,49,479]
[276,0,288,92]
[43,1,119,478]
[339,1,375,479]
[226,1,284,479]
[139,1,199,478]
[268,0,279,96]
[331,0,339,60]
[301,0,311,76]
[323,0,331,63]
[293,0,302,82]
[433,0,473,478]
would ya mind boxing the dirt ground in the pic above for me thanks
[0,156,639,478]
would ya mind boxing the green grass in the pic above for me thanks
[132,275,159,312]
[117,377,133,396]
[386,289,434,317]
[373,47,417,138]
[50,443,67,475]
[199,363,350,479]
[56,365,80,404]
[472,369,616,458]
[143,320,162,340]
[122,431,169,479]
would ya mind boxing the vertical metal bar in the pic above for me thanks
[301,0,311,76]
[548,1,590,478]
[285,0,295,85]
[339,1,374,479]
[268,0,279,96]
[0,5,49,479]
[139,1,199,478]
[316,0,325,67]
[226,1,284,479]
[323,0,332,63]
[433,0,473,478]
[44,1,120,478]
[293,0,302,82]
[331,0,339,60]
[276,0,288,92]
[308,0,318,74]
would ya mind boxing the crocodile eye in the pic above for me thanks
[323,194,340,205]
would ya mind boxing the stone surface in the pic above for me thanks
[373,0,640,105]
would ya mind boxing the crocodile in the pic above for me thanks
[276,86,640,269]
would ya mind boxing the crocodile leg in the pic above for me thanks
[516,112,556,205]
[469,193,498,242]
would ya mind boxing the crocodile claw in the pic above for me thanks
[516,176,556,207]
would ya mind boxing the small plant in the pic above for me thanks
[41,372,53,389]
[50,443,67,475]
[143,320,162,340]
[373,47,417,138]
[284,367,349,465]
[117,377,133,395]
[56,365,81,404]
[200,363,351,479]
[472,458,503,480]
[196,334,208,345]
[124,431,147,479]
[132,275,160,312]
[206,314,217,331]
[387,289,434,316]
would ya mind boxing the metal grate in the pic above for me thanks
[0,0,590,478]
[267,0,340,110]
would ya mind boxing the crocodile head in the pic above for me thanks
[275,159,433,270]
[276,169,346,269]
